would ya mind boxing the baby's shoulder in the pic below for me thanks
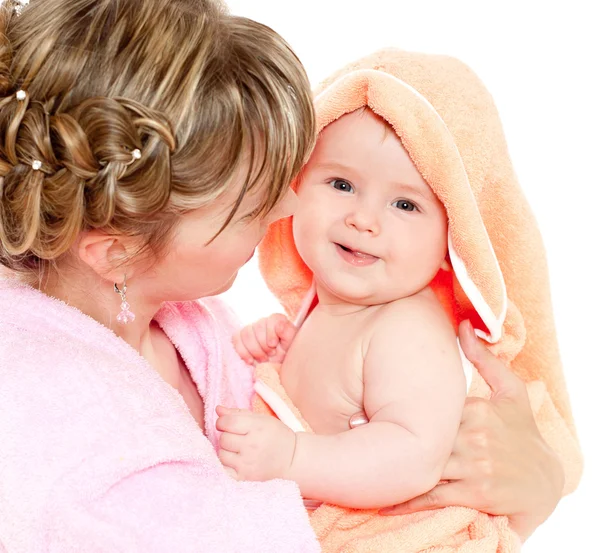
[371,289,455,341]
[364,291,464,382]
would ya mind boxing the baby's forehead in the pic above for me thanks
[310,116,436,198]
[314,110,400,157]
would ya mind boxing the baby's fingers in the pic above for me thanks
[219,430,244,453]
[223,466,238,479]
[232,332,255,365]
[266,314,286,349]
[216,407,252,435]
[253,318,273,352]
[239,323,269,362]
[276,318,297,352]
[265,314,294,349]
[218,448,240,474]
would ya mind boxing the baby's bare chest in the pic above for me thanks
[281,318,368,434]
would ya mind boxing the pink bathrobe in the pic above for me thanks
[0,278,319,553]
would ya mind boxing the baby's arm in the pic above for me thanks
[285,299,466,508]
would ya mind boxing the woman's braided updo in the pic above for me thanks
[0,0,315,276]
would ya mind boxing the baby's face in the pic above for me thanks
[293,108,448,306]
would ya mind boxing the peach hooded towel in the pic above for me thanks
[253,49,583,552]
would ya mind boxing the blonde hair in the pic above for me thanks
[0,0,315,276]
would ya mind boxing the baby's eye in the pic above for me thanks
[330,179,354,193]
[392,200,417,212]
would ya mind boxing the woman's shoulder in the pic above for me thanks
[0,279,148,383]
[0,285,216,525]
[0,280,204,447]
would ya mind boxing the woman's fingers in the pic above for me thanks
[458,320,525,399]
[438,453,468,482]
[380,480,470,516]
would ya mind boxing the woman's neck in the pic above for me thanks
[40,265,162,354]
[37,267,200,411]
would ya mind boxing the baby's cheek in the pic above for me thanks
[291,212,313,249]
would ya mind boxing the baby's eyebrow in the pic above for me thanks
[387,176,444,202]
[391,182,435,200]
[311,161,357,174]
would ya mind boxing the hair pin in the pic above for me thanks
[125,148,142,166]
[15,89,27,101]
[32,160,42,171]
[14,0,29,16]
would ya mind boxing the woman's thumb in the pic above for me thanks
[459,320,524,398]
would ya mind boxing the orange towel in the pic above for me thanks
[255,48,583,551]
[254,363,517,552]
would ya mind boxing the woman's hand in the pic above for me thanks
[381,320,565,542]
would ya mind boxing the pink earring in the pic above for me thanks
[114,275,135,324]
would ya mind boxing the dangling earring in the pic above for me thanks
[114,275,135,324]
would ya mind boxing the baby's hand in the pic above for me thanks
[233,313,296,365]
[216,406,296,481]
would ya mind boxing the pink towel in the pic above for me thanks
[0,278,319,553]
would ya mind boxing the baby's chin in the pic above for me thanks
[319,278,418,308]
[319,282,385,307]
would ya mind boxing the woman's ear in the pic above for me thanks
[77,230,136,282]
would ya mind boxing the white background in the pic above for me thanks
[222,1,600,551]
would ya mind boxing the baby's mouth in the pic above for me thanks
[338,244,372,257]
[335,243,379,265]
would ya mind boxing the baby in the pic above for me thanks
[218,106,466,509]
[214,47,574,552]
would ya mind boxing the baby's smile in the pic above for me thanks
[334,243,380,266]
